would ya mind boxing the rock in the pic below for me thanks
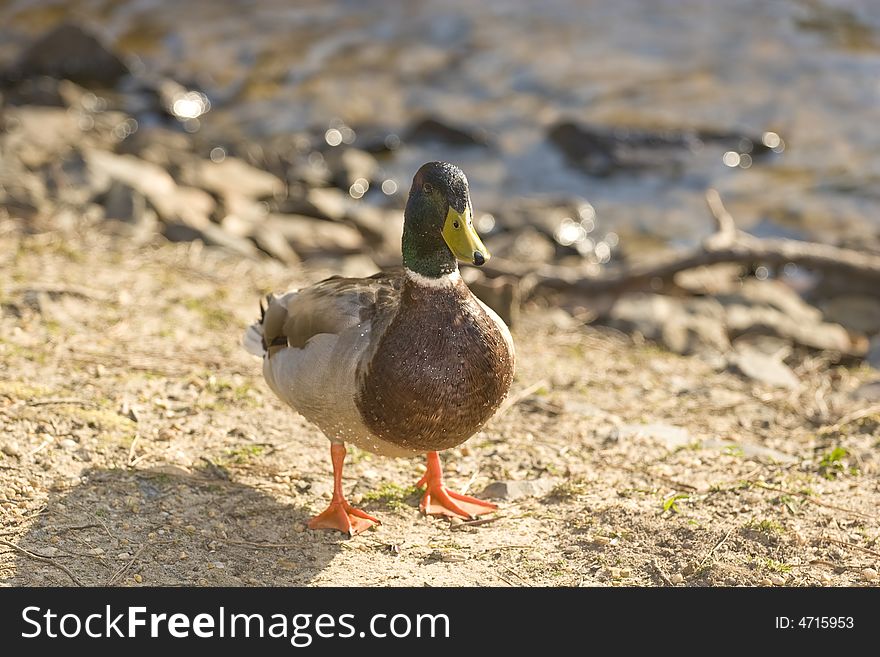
[325,148,380,189]
[606,293,730,356]
[862,568,879,582]
[280,186,353,222]
[818,295,880,335]
[353,126,403,154]
[661,305,730,355]
[163,221,259,258]
[463,273,520,328]
[547,121,694,176]
[547,120,768,177]
[2,76,67,107]
[852,380,880,402]
[406,117,490,147]
[180,157,284,200]
[0,179,42,221]
[486,227,556,265]
[2,106,93,167]
[100,180,146,223]
[480,479,554,501]
[8,23,130,87]
[266,215,363,258]
[614,423,693,449]
[116,125,193,167]
[50,149,112,207]
[84,149,216,228]
[721,280,854,353]
[670,573,684,584]
[738,279,820,323]
[674,264,743,295]
[250,223,301,264]
[1,443,22,457]
[728,346,799,390]
[345,205,403,253]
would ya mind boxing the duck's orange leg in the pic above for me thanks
[308,443,379,536]
[416,451,497,519]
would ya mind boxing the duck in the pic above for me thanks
[243,161,515,536]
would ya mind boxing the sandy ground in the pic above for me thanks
[1,223,878,587]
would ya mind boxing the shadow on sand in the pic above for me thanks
[7,466,344,586]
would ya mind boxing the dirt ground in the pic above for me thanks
[1,222,878,587]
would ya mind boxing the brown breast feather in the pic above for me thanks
[356,276,515,452]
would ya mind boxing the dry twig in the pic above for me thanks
[482,189,880,298]
[0,538,84,586]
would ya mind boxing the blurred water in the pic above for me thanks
[2,0,880,247]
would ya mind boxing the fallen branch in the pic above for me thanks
[106,543,148,586]
[819,404,880,436]
[27,398,94,407]
[822,537,880,560]
[483,189,880,297]
[0,538,84,586]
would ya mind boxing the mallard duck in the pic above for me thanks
[243,161,515,536]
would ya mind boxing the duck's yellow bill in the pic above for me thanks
[442,206,490,266]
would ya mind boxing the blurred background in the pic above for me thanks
[3,0,880,252]
[2,0,880,353]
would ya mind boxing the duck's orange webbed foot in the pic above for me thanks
[308,499,379,537]
[308,443,380,537]
[416,451,497,519]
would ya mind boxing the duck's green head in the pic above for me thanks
[402,161,490,278]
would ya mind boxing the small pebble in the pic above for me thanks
[670,573,684,584]
[759,577,772,586]
[179,551,189,560]
[1,443,22,457]
[89,547,104,556]
[770,575,786,586]
[862,568,878,582]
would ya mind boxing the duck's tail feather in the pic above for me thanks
[242,297,270,357]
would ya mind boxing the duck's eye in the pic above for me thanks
[422,183,433,194]
[453,221,460,229]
